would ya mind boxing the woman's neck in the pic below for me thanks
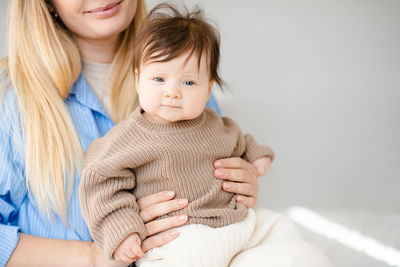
[76,35,119,63]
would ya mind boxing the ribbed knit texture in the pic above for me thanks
[79,107,275,259]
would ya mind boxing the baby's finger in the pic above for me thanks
[114,252,133,264]
[131,245,146,258]
[142,230,179,252]
[252,157,271,176]
[138,191,175,211]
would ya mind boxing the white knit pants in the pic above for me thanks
[136,209,333,267]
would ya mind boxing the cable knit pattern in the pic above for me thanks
[79,107,274,259]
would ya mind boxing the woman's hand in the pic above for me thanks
[214,157,272,208]
[137,191,189,252]
[133,156,272,253]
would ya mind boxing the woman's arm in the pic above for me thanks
[6,234,126,267]
[6,191,190,267]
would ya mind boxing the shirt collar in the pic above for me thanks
[68,73,108,117]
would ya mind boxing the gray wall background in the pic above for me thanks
[1,0,399,212]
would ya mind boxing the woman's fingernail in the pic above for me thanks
[178,215,188,221]
[223,183,232,190]
[165,191,175,197]
[178,199,188,205]
[236,196,243,202]
[215,161,222,167]
[215,170,223,177]
[170,230,179,236]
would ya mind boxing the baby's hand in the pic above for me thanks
[113,233,146,263]
[252,157,272,177]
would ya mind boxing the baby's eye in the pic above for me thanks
[183,80,195,86]
[154,77,164,82]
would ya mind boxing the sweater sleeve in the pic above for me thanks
[242,134,275,163]
[79,134,147,259]
[221,116,275,163]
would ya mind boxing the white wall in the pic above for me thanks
[1,1,399,212]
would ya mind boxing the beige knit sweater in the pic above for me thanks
[79,107,274,258]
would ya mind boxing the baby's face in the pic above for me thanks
[135,51,213,124]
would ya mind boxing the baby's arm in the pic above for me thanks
[79,164,147,259]
[242,134,275,163]
[242,134,274,177]
[79,121,148,259]
[114,233,146,263]
[222,117,275,169]
[215,114,274,208]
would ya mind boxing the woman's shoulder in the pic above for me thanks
[0,74,19,114]
[0,65,16,96]
[0,72,22,137]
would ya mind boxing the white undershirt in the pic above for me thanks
[81,59,112,115]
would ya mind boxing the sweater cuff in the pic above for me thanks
[0,224,21,266]
[244,134,275,163]
[93,208,147,259]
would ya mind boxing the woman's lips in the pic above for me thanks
[84,1,122,18]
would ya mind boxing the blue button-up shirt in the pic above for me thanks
[0,73,221,266]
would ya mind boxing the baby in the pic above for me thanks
[80,3,274,267]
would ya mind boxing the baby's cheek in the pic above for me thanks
[187,103,207,119]
[139,94,158,113]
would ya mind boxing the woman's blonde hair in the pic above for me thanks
[0,0,147,221]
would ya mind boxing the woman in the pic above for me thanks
[0,0,331,266]
[0,1,269,266]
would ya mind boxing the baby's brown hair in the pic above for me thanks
[133,2,224,88]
